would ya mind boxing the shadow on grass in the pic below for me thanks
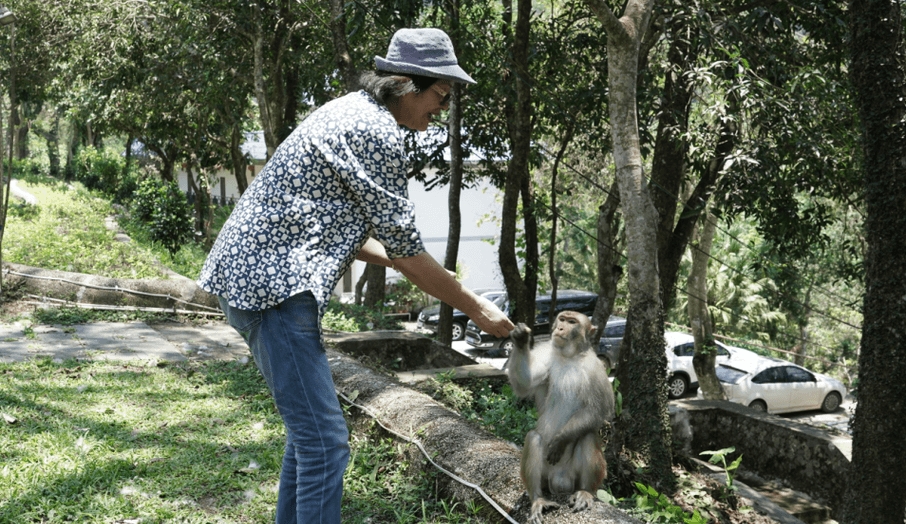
[0,359,284,522]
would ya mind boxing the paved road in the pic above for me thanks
[0,319,250,364]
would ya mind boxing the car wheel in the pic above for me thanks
[667,374,688,399]
[451,322,465,341]
[821,392,842,413]
[488,340,514,359]
[748,400,767,413]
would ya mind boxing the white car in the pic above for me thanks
[664,332,735,399]
[715,359,847,414]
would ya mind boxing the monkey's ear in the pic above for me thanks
[587,324,597,337]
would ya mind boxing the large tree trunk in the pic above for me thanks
[841,0,906,521]
[586,0,673,487]
[688,210,725,400]
[363,263,386,310]
[498,0,537,326]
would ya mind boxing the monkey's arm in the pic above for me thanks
[546,394,609,463]
[506,324,549,398]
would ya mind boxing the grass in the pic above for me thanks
[5,176,168,280]
[0,358,490,524]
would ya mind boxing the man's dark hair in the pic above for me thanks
[358,71,438,106]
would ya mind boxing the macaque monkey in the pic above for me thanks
[507,311,615,524]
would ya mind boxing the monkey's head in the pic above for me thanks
[551,311,596,356]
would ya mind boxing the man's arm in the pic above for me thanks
[355,239,514,338]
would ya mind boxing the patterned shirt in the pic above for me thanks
[198,90,426,313]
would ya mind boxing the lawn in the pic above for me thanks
[0,357,486,524]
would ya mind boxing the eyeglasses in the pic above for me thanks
[430,84,452,106]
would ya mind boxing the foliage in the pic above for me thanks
[419,374,537,445]
[130,178,194,256]
[632,482,709,524]
[3,178,166,279]
[72,146,124,195]
[385,277,433,315]
[324,301,403,332]
[700,447,743,499]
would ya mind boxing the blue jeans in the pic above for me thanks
[220,292,350,524]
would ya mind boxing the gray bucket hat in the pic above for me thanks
[375,28,476,85]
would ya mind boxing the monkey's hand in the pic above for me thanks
[545,437,567,464]
[511,323,532,349]
[568,491,596,512]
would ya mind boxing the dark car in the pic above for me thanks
[416,288,505,341]
[596,316,626,367]
[465,289,599,357]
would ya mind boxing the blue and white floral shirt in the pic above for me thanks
[198,91,426,313]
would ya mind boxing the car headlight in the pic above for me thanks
[428,315,439,322]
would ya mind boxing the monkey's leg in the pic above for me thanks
[522,430,559,524]
[568,433,607,512]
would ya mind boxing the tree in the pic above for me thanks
[497,0,539,327]
[841,0,906,520]
[585,0,674,486]
[688,210,725,400]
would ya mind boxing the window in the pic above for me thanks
[604,324,625,338]
[785,366,815,383]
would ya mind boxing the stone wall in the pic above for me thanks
[675,399,850,519]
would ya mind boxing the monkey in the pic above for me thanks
[506,310,615,524]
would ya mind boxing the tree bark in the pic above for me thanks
[327,0,357,93]
[498,0,537,326]
[586,0,673,487]
[230,124,249,196]
[591,180,621,345]
[363,263,386,310]
[688,211,726,400]
[841,0,906,520]
[437,0,464,348]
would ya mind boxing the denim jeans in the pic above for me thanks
[220,291,350,524]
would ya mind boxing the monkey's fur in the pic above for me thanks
[507,311,615,524]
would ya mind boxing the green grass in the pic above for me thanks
[0,358,489,524]
[5,177,168,280]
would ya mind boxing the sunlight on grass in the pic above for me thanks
[5,179,167,280]
[0,359,489,523]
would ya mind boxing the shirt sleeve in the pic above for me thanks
[313,125,426,260]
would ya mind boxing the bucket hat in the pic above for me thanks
[375,28,476,85]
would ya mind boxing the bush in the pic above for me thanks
[130,178,194,255]
[324,301,402,332]
[73,146,124,194]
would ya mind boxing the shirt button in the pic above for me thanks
[410,232,418,240]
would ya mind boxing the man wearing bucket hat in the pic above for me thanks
[198,27,513,523]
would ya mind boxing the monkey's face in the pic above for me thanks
[551,311,593,356]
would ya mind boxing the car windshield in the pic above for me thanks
[716,365,748,385]
[492,294,508,308]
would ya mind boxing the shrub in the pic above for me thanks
[130,178,193,255]
[324,301,402,332]
[73,147,124,194]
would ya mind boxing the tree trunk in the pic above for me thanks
[649,12,696,311]
[591,180,622,345]
[437,1,465,348]
[547,124,576,317]
[34,114,61,178]
[327,0,357,93]
[363,263,386,310]
[498,0,537,326]
[252,6,290,159]
[688,211,725,400]
[230,125,249,196]
[841,0,906,521]
[586,0,673,487]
